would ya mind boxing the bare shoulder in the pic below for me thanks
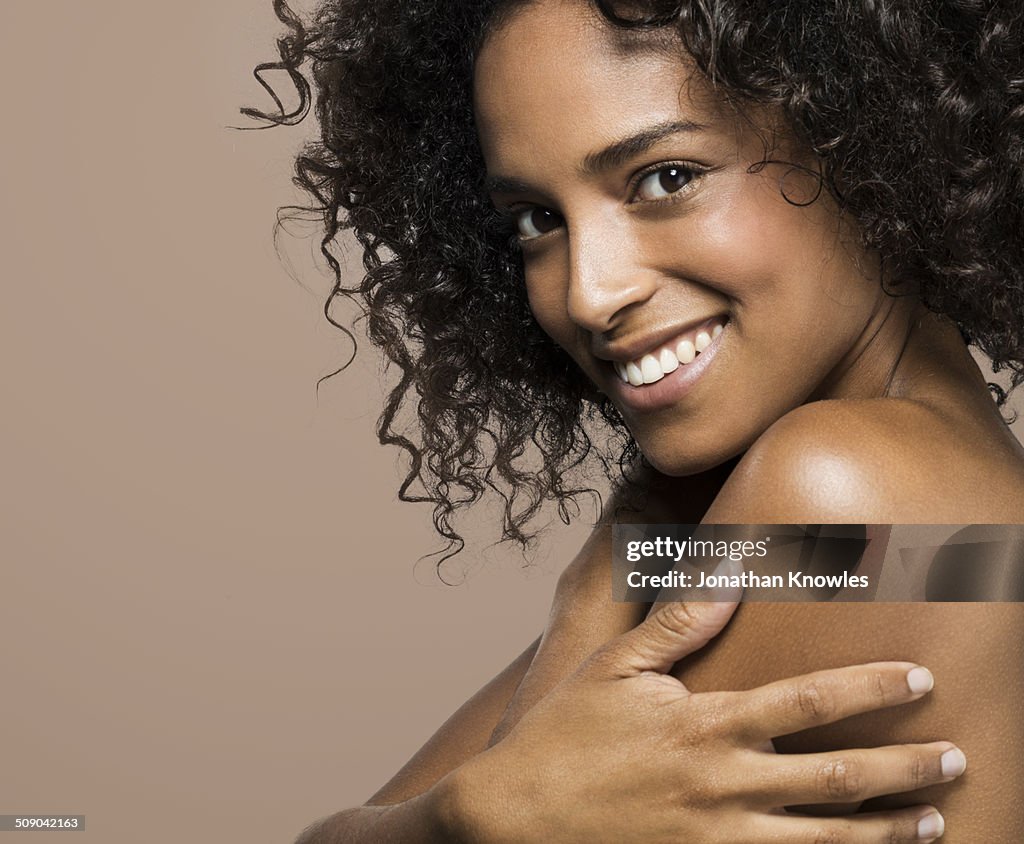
[703,398,1024,522]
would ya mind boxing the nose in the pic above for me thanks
[565,213,658,334]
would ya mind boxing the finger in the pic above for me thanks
[752,804,946,843]
[751,741,967,806]
[588,601,738,678]
[728,662,935,740]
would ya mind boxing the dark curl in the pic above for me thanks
[242,0,1024,557]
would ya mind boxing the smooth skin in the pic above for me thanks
[300,596,958,843]
[472,0,1024,840]
[296,1,1024,842]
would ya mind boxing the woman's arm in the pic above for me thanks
[293,527,624,842]
[299,489,664,842]
[489,463,739,743]
[293,786,461,844]
[366,636,541,804]
[294,585,959,843]
[674,602,1024,840]
[293,437,970,843]
[688,401,1024,839]
[291,636,541,843]
[360,504,657,802]
[299,601,956,844]
[487,523,648,745]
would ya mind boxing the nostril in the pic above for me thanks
[565,251,660,332]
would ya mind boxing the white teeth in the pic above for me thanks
[614,319,726,388]
[676,339,696,364]
[625,361,644,386]
[640,354,663,384]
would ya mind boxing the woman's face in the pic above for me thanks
[474,0,889,475]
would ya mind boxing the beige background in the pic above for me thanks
[1,3,1021,843]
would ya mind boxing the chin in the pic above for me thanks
[638,439,738,478]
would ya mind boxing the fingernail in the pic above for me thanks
[917,810,944,839]
[906,666,934,694]
[941,747,967,778]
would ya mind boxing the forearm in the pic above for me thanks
[487,467,735,746]
[487,524,646,745]
[294,777,466,844]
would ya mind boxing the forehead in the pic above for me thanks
[473,1,719,165]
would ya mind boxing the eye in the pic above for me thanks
[634,165,695,201]
[514,206,564,240]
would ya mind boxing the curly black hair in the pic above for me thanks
[241,0,1024,558]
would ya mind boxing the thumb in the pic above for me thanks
[594,601,739,678]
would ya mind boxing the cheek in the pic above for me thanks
[693,178,863,316]
[649,174,807,304]
[524,265,573,345]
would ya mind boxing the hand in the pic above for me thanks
[457,601,959,843]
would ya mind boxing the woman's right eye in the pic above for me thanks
[514,207,564,240]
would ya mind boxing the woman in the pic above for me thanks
[244,0,1024,840]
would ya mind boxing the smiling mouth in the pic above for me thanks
[612,316,728,386]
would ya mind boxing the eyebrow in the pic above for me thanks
[483,174,538,196]
[580,119,706,175]
[483,119,706,196]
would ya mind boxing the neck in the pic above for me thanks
[810,292,930,402]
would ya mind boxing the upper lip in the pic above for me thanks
[593,315,727,364]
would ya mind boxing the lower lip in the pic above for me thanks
[605,322,727,413]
